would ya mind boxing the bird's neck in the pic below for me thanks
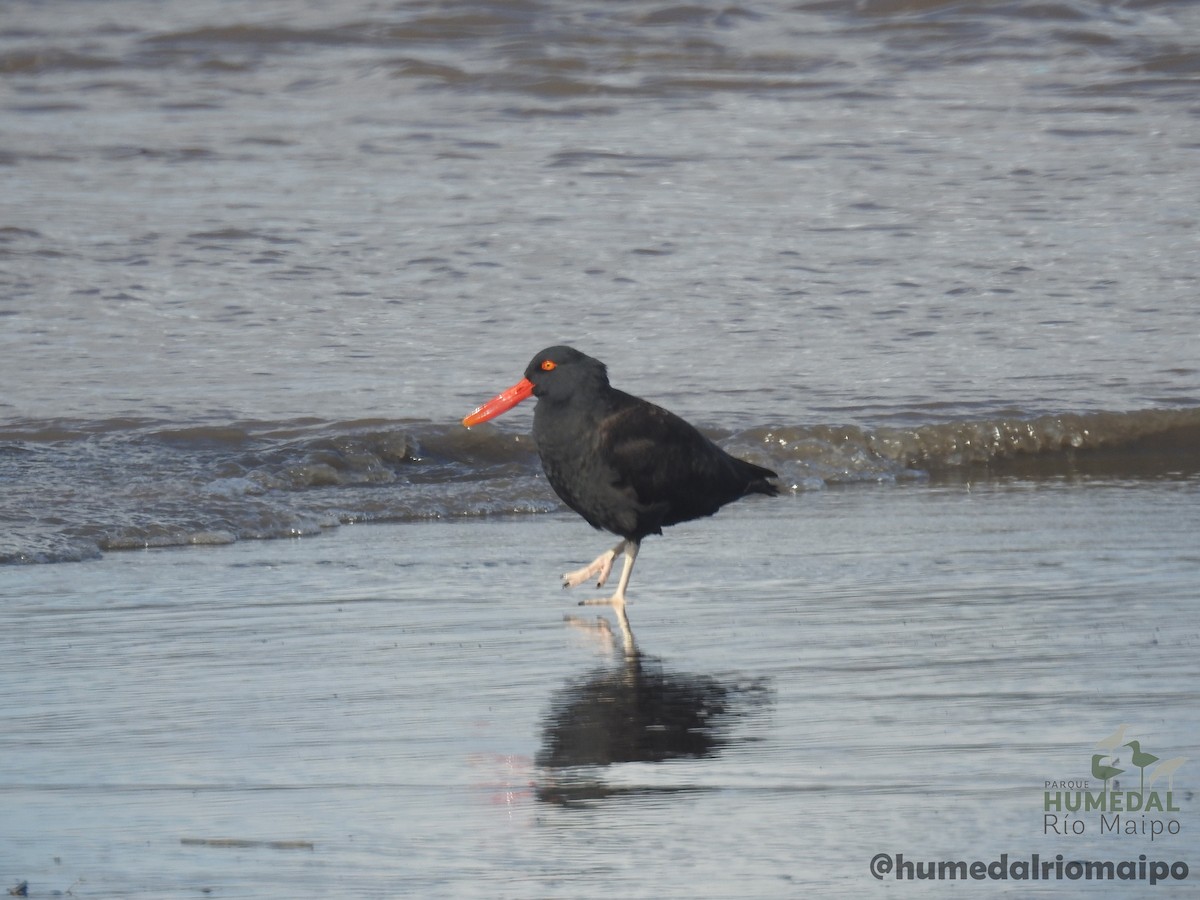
[534,384,613,441]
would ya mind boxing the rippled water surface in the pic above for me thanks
[3,0,1200,562]
[4,0,1199,424]
[3,487,1198,897]
[2,0,1199,895]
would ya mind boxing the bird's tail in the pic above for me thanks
[739,460,780,497]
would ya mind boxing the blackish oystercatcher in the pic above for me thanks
[462,346,778,638]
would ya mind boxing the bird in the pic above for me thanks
[1091,754,1124,800]
[1095,725,1131,753]
[462,346,779,644]
[1147,757,1188,793]
[1124,740,1160,796]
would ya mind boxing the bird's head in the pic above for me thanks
[462,346,608,426]
[522,346,608,402]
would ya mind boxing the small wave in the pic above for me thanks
[1,408,1196,565]
[0,534,104,566]
[756,407,1200,484]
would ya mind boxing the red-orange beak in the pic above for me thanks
[462,377,535,427]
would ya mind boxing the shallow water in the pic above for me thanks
[4,0,1200,564]
[3,483,1198,897]
[3,0,1199,894]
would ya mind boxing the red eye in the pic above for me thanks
[541,359,557,371]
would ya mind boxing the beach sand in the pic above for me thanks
[3,482,1198,897]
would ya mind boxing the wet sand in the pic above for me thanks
[3,482,1198,897]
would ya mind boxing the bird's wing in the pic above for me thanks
[598,400,729,510]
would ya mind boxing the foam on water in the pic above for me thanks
[3,406,1197,564]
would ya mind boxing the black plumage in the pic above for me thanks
[463,345,778,641]
[525,347,777,540]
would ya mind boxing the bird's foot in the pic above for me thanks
[561,557,611,589]
[561,542,623,590]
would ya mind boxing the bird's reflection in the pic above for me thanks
[535,646,771,806]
